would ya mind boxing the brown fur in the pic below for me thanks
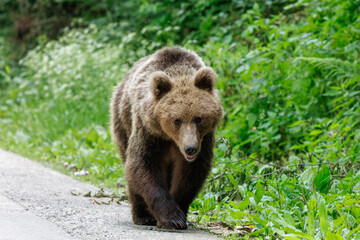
[110,46,222,229]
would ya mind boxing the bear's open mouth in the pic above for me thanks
[185,155,196,161]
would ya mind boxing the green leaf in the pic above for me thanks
[288,120,305,128]
[307,210,315,237]
[309,129,323,136]
[5,64,11,74]
[299,168,314,186]
[255,182,265,204]
[348,224,360,238]
[288,155,300,164]
[333,215,346,230]
[230,201,238,209]
[226,172,238,187]
[269,212,297,231]
[283,232,313,240]
[325,232,343,240]
[307,198,317,212]
[314,165,331,194]
[284,212,296,228]
[320,216,330,238]
[319,198,328,219]
[284,236,302,240]
[318,197,330,238]
[247,113,257,127]
[230,209,247,219]
[252,215,268,227]
[238,197,251,211]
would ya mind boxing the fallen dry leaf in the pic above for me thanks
[194,221,259,237]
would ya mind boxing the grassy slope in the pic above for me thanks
[1,0,360,239]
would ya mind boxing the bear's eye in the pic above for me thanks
[174,119,182,126]
[194,117,202,124]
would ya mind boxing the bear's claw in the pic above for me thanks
[158,219,187,229]
[157,209,187,229]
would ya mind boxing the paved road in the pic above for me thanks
[0,149,221,240]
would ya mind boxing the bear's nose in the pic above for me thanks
[185,146,198,156]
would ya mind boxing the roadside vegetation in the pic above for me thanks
[1,0,360,239]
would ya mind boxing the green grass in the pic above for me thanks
[1,0,360,239]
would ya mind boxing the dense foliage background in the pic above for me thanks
[1,0,360,239]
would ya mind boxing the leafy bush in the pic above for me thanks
[0,25,128,187]
[187,0,360,238]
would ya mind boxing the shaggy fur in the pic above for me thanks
[110,46,223,229]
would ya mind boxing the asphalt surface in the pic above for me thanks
[0,149,221,240]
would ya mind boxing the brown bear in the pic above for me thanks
[110,46,222,229]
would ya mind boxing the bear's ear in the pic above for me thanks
[194,67,216,92]
[150,71,173,100]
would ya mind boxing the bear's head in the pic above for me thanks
[151,67,223,162]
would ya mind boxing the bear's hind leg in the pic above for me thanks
[129,190,157,226]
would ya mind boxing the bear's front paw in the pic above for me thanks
[133,215,157,226]
[157,207,187,230]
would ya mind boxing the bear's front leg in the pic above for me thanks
[126,165,187,229]
[170,133,214,215]
[170,158,211,215]
[125,138,187,229]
